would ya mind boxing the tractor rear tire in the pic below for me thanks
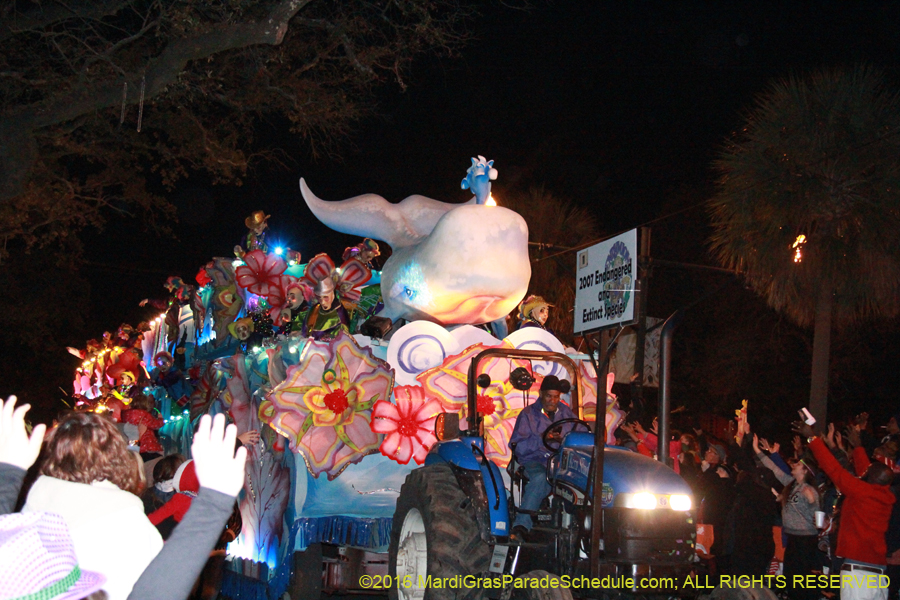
[510,570,573,600]
[389,462,492,600]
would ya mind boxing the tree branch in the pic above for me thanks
[16,0,312,130]
[0,0,313,202]
[0,0,139,44]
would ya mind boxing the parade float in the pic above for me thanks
[68,157,623,599]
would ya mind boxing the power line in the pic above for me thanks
[535,119,900,264]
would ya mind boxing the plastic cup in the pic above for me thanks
[815,510,826,528]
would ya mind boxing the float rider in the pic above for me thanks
[301,277,352,341]
[280,282,310,335]
[516,295,554,334]
[228,316,263,353]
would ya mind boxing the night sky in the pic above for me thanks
[16,1,900,434]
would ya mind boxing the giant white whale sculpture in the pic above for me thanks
[299,177,531,325]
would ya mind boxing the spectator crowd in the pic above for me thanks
[3,382,900,600]
[615,406,900,600]
[0,395,247,600]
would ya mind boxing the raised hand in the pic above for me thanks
[824,423,836,448]
[620,422,640,442]
[791,421,815,440]
[736,420,751,445]
[237,430,260,446]
[792,434,803,457]
[191,414,247,497]
[845,424,861,449]
[752,433,761,454]
[0,396,46,470]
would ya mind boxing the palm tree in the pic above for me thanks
[709,64,900,423]
[500,186,600,345]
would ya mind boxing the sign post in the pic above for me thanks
[575,227,640,578]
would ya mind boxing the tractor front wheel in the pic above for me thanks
[389,462,491,600]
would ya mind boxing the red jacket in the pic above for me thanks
[148,493,192,526]
[809,437,895,565]
[640,432,683,474]
[122,408,164,454]
[148,460,198,525]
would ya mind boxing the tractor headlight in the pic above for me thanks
[632,492,657,509]
[670,494,692,511]
[617,492,693,510]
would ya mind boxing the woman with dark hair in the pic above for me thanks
[141,453,186,515]
[755,434,820,600]
[22,411,163,600]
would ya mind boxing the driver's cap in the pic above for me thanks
[540,375,563,392]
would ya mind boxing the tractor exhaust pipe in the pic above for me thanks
[657,310,683,466]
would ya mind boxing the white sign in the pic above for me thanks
[573,229,637,333]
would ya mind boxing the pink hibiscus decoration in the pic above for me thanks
[259,331,394,479]
[417,342,507,412]
[416,341,543,467]
[302,253,371,303]
[235,249,293,304]
[371,385,442,465]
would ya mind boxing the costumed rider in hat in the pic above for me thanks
[150,351,190,407]
[228,316,264,353]
[234,210,270,258]
[516,295,554,334]
[301,276,352,341]
[508,375,575,539]
[106,351,146,402]
[280,282,311,335]
[342,238,381,268]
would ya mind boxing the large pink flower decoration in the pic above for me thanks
[416,341,542,467]
[259,331,394,479]
[302,253,371,303]
[371,385,442,465]
[417,342,506,412]
[236,249,293,305]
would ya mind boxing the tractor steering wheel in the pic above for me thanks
[542,418,593,452]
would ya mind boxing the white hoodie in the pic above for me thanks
[23,475,163,600]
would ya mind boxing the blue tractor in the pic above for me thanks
[388,348,697,600]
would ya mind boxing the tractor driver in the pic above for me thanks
[509,375,575,539]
